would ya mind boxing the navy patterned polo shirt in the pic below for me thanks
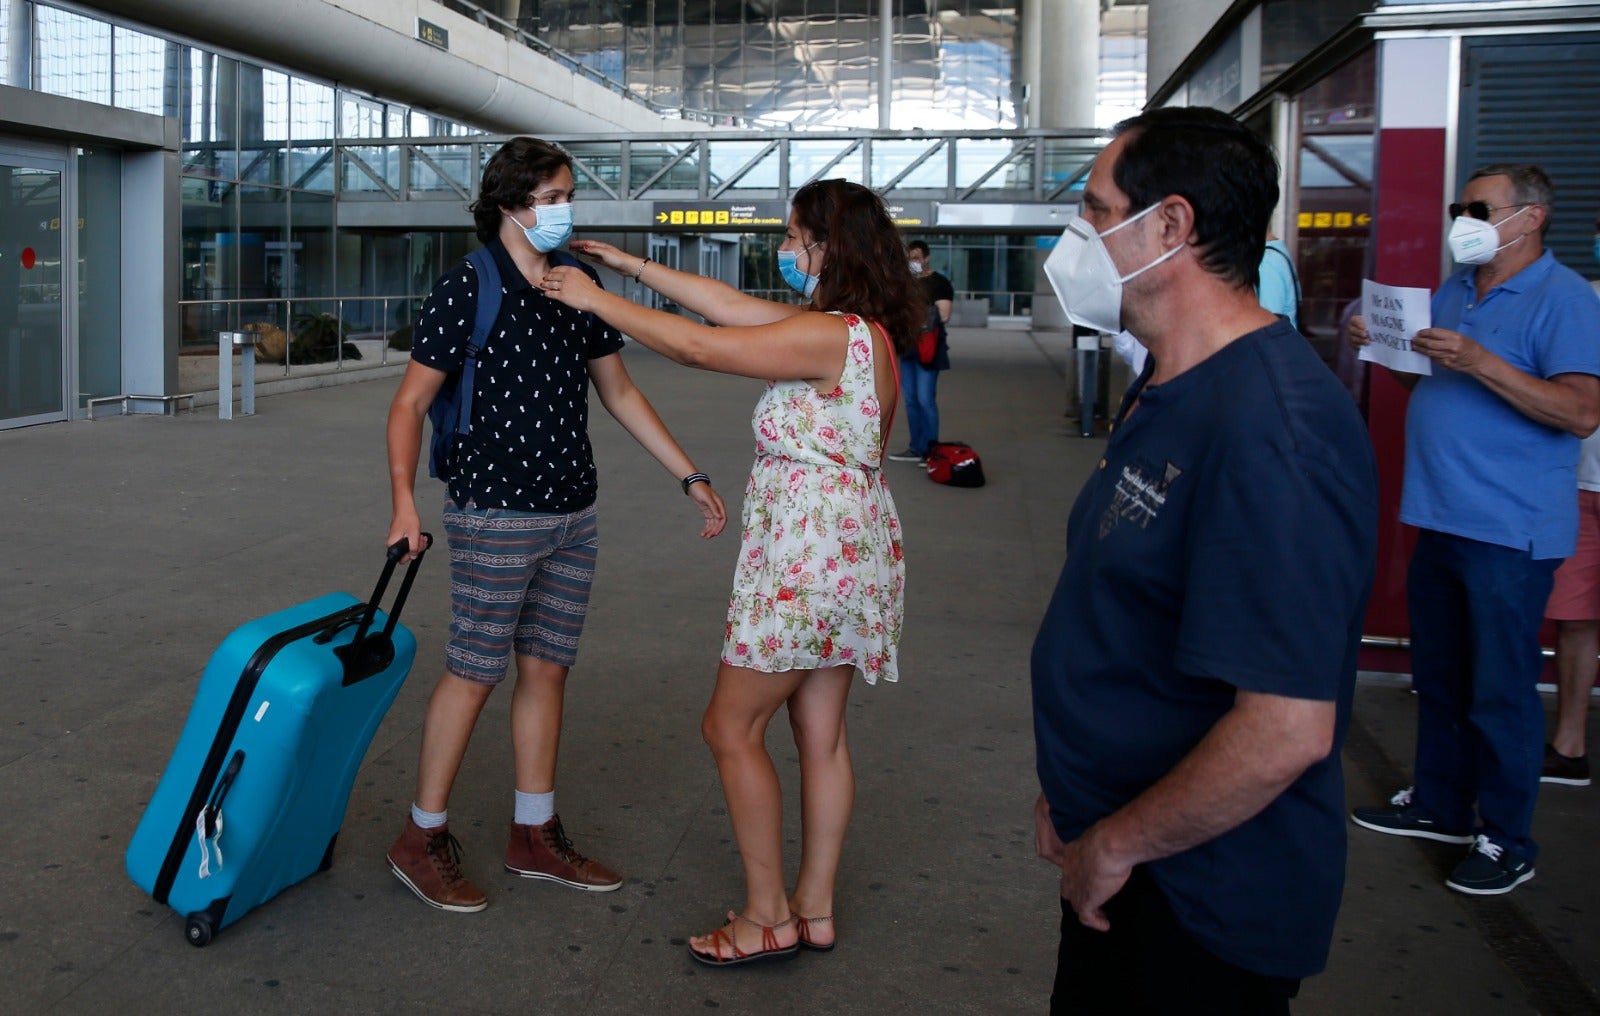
[411,237,625,513]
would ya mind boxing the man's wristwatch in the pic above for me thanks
[681,472,710,495]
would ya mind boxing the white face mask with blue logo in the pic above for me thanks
[1445,205,1529,266]
[506,203,573,253]
[779,240,822,298]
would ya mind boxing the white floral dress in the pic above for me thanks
[722,312,906,684]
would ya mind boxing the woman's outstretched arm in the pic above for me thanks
[570,239,804,328]
[543,264,849,385]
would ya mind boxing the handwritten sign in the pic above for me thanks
[1359,280,1433,375]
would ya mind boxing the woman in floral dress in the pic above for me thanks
[542,178,925,965]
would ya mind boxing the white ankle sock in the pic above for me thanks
[514,790,554,826]
[411,804,447,829]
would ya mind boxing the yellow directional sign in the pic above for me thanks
[652,202,785,229]
[1298,210,1374,230]
[648,200,928,231]
[643,200,934,230]
[885,203,931,228]
[655,209,735,226]
[416,18,448,50]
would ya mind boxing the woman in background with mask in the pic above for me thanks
[382,136,726,915]
[545,178,924,966]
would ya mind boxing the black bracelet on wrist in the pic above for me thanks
[680,472,710,495]
[634,257,653,281]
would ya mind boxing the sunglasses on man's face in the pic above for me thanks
[1449,201,1527,221]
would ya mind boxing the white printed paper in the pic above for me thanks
[1359,280,1433,375]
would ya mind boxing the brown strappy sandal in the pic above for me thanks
[794,912,835,953]
[687,911,800,967]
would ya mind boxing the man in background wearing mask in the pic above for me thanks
[889,240,954,462]
[1349,166,1600,895]
[1032,106,1377,1013]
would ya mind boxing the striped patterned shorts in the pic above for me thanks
[442,500,599,684]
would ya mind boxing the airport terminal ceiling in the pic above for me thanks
[504,0,1024,128]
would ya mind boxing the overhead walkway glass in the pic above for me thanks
[314,128,1105,232]
[181,127,1103,377]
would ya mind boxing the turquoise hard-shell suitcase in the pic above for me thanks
[125,539,428,946]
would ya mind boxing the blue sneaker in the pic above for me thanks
[1446,836,1535,896]
[1350,787,1474,844]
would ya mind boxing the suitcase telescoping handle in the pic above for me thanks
[338,534,431,685]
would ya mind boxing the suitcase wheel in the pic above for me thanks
[183,898,227,948]
[184,914,215,948]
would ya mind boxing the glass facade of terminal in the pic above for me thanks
[4,0,486,371]
[502,1,1021,130]
[1,0,1112,426]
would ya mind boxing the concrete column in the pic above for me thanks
[1020,0,1042,128]
[121,150,181,402]
[878,0,893,129]
[1035,0,1100,129]
[1031,1,1103,330]
[4,0,32,89]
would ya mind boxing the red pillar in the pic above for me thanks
[1360,40,1452,670]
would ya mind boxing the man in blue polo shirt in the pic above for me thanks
[1033,106,1377,1014]
[1350,164,1600,895]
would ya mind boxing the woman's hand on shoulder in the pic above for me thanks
[541,265,603,313]
[569,240,632,275]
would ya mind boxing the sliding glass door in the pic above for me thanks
[0,148,68,427]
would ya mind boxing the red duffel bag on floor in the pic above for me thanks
[926,441,985,487]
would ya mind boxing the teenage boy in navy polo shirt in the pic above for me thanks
[382,137,727,912]
[1032,107,1378,1014]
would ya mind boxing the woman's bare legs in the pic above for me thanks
[690,661,808,959]
[786,664,854,947]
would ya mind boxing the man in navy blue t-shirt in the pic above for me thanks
[1033,107,1377,1013]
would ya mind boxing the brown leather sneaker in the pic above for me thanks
[386,817,488,912]
[504,814,622,892]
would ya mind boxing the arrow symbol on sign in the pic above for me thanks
[1356,213,1372,226]
[656,212,669,223]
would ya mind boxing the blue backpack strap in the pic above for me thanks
[456,248,503,437]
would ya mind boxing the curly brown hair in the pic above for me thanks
[790,179,928,355]
[469,137,573,245]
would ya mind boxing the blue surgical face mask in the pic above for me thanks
[507,203,573,253]
[778,240,822,298]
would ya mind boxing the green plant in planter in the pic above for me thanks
[388,324,414,352]
[290,312,362,364]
